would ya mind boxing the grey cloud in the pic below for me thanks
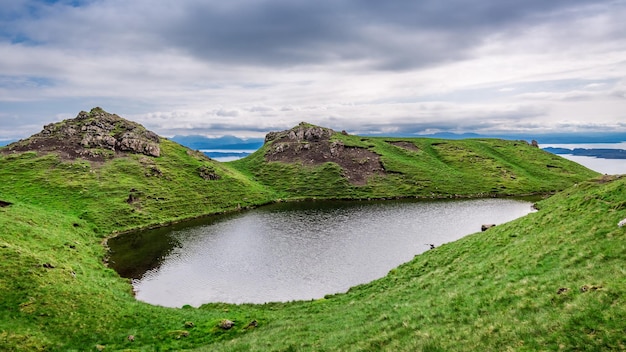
[157,0,605,70]
[2,0,625,140]
[215,109,240,117]
[1,0,614,71]
[246,106,274,113]
[159,122,287,137]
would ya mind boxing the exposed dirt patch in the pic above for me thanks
[265,123,385,185]
[0,200,12,207]
[387,141,420,152]
[593,174,622,183]
[0,107,160,162]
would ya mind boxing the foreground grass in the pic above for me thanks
[2,133,621,351]
[201,175,626,351]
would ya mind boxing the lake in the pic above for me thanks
[108,198,536,307]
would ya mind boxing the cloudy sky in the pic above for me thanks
[1,0,625,140]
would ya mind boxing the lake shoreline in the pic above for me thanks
[110,197,538,307]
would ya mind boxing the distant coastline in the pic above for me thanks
[543,147,626,159]
[201,150,255,160]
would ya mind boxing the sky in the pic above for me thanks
[1,0,625,140]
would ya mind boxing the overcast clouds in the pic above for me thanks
[1,0,625,139]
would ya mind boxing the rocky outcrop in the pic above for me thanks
[265,122,334,143]
[1,107,160,161]
[264,122,384,185]
[198,166,220,180]
[219,319,234,330]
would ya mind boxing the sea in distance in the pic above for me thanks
[539,142,626,175]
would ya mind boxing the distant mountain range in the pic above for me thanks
[169,135,264,151]
[166,132,626,160]
[386,131,626,144]
[4,132,626,159]
[168,132,626,150]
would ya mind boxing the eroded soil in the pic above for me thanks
[265,124,385,185]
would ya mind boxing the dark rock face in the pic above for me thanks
[481,224,496,231]
[1,107,160,161]
[264,122,384,185]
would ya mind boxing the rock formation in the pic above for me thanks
[265,122,334,144]
[1,107,160,161]
[264,122,384,185]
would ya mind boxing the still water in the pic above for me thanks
[541,142,626,175]
[108,198,535,307]
[556,155,626,175]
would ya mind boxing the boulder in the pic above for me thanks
[481,224,496,231]
[219,319,234,330]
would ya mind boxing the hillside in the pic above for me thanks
[200,175,626,351]
[231,122,598,198]
[0,108,276,232]
[1,108,620,351]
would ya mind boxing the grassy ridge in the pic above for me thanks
[0,126,618,351]
[232,134,596,198]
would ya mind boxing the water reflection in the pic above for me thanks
[108,198,535,307]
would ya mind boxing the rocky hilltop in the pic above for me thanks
[1,107,160,161]
[264,122,383,184]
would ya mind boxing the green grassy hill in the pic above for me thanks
[200,175,626,351]
[2,109,622,351]
[232,123,595,199]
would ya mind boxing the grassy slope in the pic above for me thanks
[0,140,278,350]
[1,133,619,351]
[201,176,626,351]
[0,140,276,234]
[231,134,596,199]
